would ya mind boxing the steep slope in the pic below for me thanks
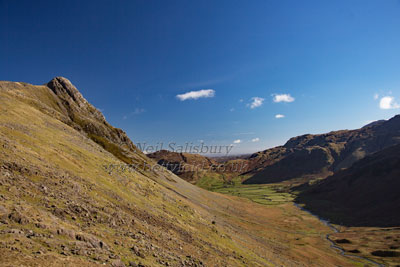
[0,78,357,266]
[296,143,400,227]
[47,77,148,165]
[243,116,400,184]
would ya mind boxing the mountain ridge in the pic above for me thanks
[243,115,400,184]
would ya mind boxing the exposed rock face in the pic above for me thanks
[47,77,93,112]
[296,143,400,227]
[244,115,400,184]
[46,77,142,163]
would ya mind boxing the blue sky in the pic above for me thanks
[1,0,400,154]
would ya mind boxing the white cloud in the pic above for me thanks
[379,96,400,109]
[239,99,244,102]
[233,139,241,144]
[273,94,295,103]
[176,89,215,101]
[374,93,379,100]
[249,97,265,109]
[275,114,285,119]
[251,138,260,142]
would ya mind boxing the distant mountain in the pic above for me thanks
[243,115,400,184]
[361,120,386,129]
[147,150,248,186]
[295,143,400,227]
[147,150,217,183]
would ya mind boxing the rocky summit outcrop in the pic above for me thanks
[296,143,400,227]
[46,77,144,164]
[47,77,99,115]
[243,115,400,184]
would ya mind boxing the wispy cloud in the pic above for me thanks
[233,139,241,144]
[379,96,400,109]
[230,108,235,112]
[123,108,145,119]
[248,97,265,109]
[176,89,215,101]
[273,94,295,103]
[133,108,145,114]
[251,137,260,142]
[374,93,379,100]
[275,114,285,119]
[234,132,255,135]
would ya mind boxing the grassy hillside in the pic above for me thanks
[0,79,368,266]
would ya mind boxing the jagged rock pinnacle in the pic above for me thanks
[47,77,88,107]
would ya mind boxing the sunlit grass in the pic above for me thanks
[198,176,294,205]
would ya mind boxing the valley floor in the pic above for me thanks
[204,178,400,266]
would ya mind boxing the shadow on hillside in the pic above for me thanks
[295,192,400,228]
[293,144,400,228]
